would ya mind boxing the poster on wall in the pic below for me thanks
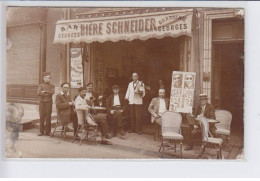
[169,71,196,113]
[70,48,83,88]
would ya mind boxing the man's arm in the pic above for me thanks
[56,95,71,110]
[148,98,158,117]
[45,84,55,95]
[37,84,45,96]
[75,98,88,110]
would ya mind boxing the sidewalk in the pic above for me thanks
[9,124,244,159]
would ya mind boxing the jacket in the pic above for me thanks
[37,82,55,102]
[55,93,74,123]
[195,103,216,119]
[106,93,127,114]
[148,97,170,123]
[125,81,145,105]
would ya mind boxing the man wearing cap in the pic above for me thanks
[37,72,55,136]
[185,93,216,151]
[74,86,112,144]
[106,85,127,137]
[56,82,78,136]
[125,72,145,135]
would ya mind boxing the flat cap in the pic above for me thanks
[42,72,51,77]
[112,85,120,89]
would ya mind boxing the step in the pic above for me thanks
[34,119,58,129]
[19,115,57,131]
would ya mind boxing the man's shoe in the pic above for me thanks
[128,130,134,133]
[46,133,52,136]
[137,132,142,135]
[37,133,43,136]
[120,131,126,136]
[100,139,112,145]
[184,145,193,151]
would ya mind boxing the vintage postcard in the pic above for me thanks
[5,6,244,159]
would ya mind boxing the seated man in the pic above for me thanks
[55,82,78,137]
[106,85,127,137]
[84,82,112,142]
[148,89,169,126]
[74,86,112,144]
[185,93,216,151]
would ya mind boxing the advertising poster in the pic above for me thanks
[70,48,83,88]
[169,71,196,113]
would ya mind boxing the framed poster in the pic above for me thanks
[169,71,196,113]
[70,48,83,88]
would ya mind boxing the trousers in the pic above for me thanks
[39,101,53,134]
[129,104,142,132]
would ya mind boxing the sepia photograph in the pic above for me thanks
[5,6,244,160]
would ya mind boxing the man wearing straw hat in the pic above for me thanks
[185,93,216,151]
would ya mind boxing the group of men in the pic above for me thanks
[37,71,216,149]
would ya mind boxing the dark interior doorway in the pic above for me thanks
[213,42,244,131]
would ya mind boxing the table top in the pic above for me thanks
[208,119,220,124]
[90,106,107,110]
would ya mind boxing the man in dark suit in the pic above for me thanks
[106,85,127,137]
[55,82,78,137]
[185,93,216,150]
[37,72,55,136]
[148,89,169,126]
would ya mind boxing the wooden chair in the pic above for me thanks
[72,113,98,146]
[159,111,183,158]
[51,112,73,139]
[197,115,223,159]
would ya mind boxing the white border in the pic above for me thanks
[1,1,260,178]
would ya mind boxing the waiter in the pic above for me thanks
[125,72,145,135]
[37,72,55,136]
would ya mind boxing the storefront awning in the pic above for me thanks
[54,10,193,44]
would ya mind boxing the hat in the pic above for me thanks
[86,82,93,86]
[78,87,86,92]
[42,72,51,77]
[112,85,120,89]
[199,93,208,99]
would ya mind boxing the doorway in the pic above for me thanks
[213,42,244,131]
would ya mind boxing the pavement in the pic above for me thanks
[7,124,244,160]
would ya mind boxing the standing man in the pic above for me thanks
[125,72,145,135]
[148,89,169,126]
[56,82,78,137]
[37,72,55,136]
[106,85,127,137]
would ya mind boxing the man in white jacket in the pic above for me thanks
[75,87,112,145]
[125,72,145,135]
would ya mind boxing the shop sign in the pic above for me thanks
[54,12,193,44]
[70,48,83,88]
[169,71,196,113]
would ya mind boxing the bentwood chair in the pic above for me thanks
[72,113,98,146]
[159,111,183,158]
[197,115,223,159]
[51,112,73,139]
[215,110,232,143]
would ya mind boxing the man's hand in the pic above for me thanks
[111,110,115,115]
[69,101,74,106]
